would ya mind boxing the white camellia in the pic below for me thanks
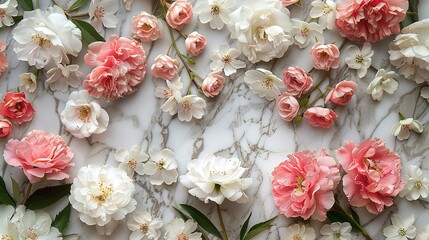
[0,0,18,27]
[400,165,429,201]
[244,68,283,100]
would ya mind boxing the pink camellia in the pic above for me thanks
[83,35,147,100]
[185,32,207,57]
[335,0,408,43]
[0,92,35,125]
[151,54,179,81]
[310,42,340,71]
[0,119,12,139]
[336,138,404,214]
[304,107,338,128]
[283,66,313,97]
[276,92,299,121]
[132,11,163,42]
[202,71,225,98]
[325,80,357,105]
[166,0,193,30]
[0,41,8,75]
[4,130,75,183]
[272,150,341,221]
[281,0,299,7]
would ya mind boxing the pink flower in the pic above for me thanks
[132,11,163,42]
[283,67,313,97]
[335,0,408,43]
[325,80,357,105]
[0,92,35,125]
[202,71,225,98]
[166,0,193,30]
[304,107,338,128]
[4,130,74,183]
[0,41,8,75]
[151,54,179,81]
[0,119,12,139]
[310,42,340,71]
[83,35,147,100]
[276,92,299,121]
[336,138,404,214]
[185,32,207,57]
[282,0,299,7]
[272,150,341,221]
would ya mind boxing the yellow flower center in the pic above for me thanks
[93,180,113,203]
[27,230,38,240]
[32,34,51,48]
[94,6,105,19]
[262,77,274,89]
[222,55,232,63]
[355,55,364,63]
[128,159,137,169]
[76,105,91,122]
[181,101,192,111]
[0,234,12,240]
[295,176,305,192]
[323,5,333,14]
[398,228,407,236]
[156,159,165,170]
[140,223,149,233]
[292,234,302,240]
[301,27,309,37]
[414,180,422,190]
[142,23,152,31]
[177,233,189,240]
[211,5,220,15]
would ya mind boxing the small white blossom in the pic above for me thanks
[164,218,202,240]
[45,64,82,92]
[320,222,352,240]
[195,0,235,30]
[391,117,423,141]
[115,145,149,177]
[144,148,179,186]
[210,44,246,76]
[400,165,429,201]
[0,0,18,27]
[383,214,416,240]
[19,72,37,93]
[345,42,374,78]
[284,224,316,240]
[244,68,283,100]
[162,95,206,122]
[127,211,163,240]
[366,69,399,101]
[290,19,323,49]
[0,205,19,240]
[416,225,429,240]
[89,0,119,32]
[310,0,336,30]
[123,0,134,11]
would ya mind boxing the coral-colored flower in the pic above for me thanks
[282,0,299,7]
[185,32,207,57]
[132,11,163,42]
[166,0,193,30]
[325,80,357,105]
[304,107,337,128]
[310,42,340,71]
[0,92,35,125]
[272,150,341,221]
[83,35,147,100]
[336,138,404,214]
[283,67,313,97]
[335,0,408,43]
[202,71,225,98]
[0,119,12,139]
[4,130,74,183]
[0,41,8,75]
[276,92,299,121]
[151,54,179,81]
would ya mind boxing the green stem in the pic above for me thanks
[216,204,228,240]
[70,12,90,18]
[334,202,372,240]
[302,71,330,100]
[36,0,40,8]
[21,183,32,205]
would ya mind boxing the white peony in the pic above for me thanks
[0,0,18,27]
[45,64,82,92]
[127,211,163,240]
[164,219,202,240]
[366,69,399,101]
[115,145,149,177]
[143,148,179,186]
[244,68,283,100]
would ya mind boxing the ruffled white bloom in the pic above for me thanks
[284,224,316,240]
[115,145,149,177]
[127,211,163,240]
[416,225,429,240]
[123,0,134,11]
[310,0,336,30]
[195,0,235,30]
[210,44,246,76]
[227,0,292,63]
[19,72,37,93]
[345,42,374,78]
[320,222,352,240]
[391,117,423,141]
[422,87,429,102]
[0,205,19,240]
[45,64,82,92]
[366,69,399,101]
[164,219,202,240]
[180,154,253,204]
[383,214,416,240]
[12,6,82,69]
[60,90,109,138]
[0,0,18,27]
[155,78,183,99]
[143,148,179,185]
[161,94,206,122]
[244,68,283,100]
[290,19,323,49]
[400,165,429,201]
[69,165,137,235]
[89,0,119,32]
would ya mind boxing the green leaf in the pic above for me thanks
[71,19,105,44]
[52,203,72,233]
[12,16,23,25]
[401,0,419,28]
[0,176,15,206]
[10,177,20,203]
[243,216,277,240]
[399,112,407,120]
[293,115,303,124]
[180,204,222,239]
[327,210,362,232]
[240,213,252,240]
[68,0,89,11]
[187,57,196,65]
[25,184,72,210]
[16,0,34,10]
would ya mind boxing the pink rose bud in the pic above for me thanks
[304,107,338,128]
[185,32,207,57]
[276,92,299,121]
[0,92,35,125]
[202,71,225,98]
[283,66,313,97]
[310,42,340,71]
[281,0,299,7]
[166,0,193,30]
[0,119,12,139]
[132,11,163,42]
[151,54,180,81]
[325,80,357,105]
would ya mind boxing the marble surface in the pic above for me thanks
[1,0,429,239]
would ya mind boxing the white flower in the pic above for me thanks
[416,225,429,240]
[143,148,179,185]
[155,78,183,99]
[345,42,374,78]
[162,95,206,122]
[310,0,336,30]
[115,145,149,177]
[391,117,423,141]
[0,205,19,240]
[290,19,323,49]
[123,0,134,11]
[383,214,417,240]
[366,69,399,101]
[422,87,429,102]
[45,64,82,92]
[400,165,429,201]
[12,6,82,69]
[69,165,137,234]
[195,0,235,30]
[210,44,246,76]
[164,219,202,240]
[244,68,283,100]
[127,211,163,240]
[284,224,316,240]
[89,0,119,32]
[19,72,37,93]
[180,154,253,204]
[60,90,109,138]
[0,0,18,27]
[320,222,352,240]
[227,0,292,63]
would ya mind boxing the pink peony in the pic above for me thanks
[310,42,340,71]
[335,0,408,43]
[325,80,357,105]
[336,138,404,214]
[304,107,338,128]
[132,11,163,42]
[185,32,207,57]
[283,67,313,97]
[4,130,75,183]
[282,0,299,7]
[272,150,341,221]
[202,71,225,98]
[0,119,12,139]
[166,0,193,30]
[151,54,179,81]
[83,35,147,100]
[0,41,7,75]
[276,92,299,121]
[0,92,35,125]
